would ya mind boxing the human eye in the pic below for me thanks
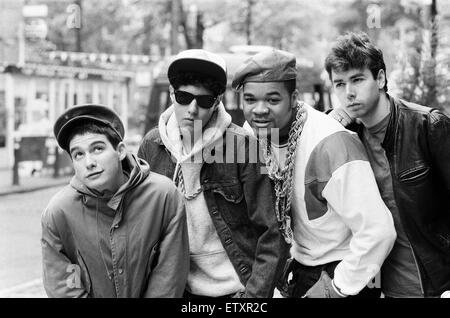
[334,82,344,89]
[268,98,281,105]
[93,145,105,153]
[243,96,256,104]
[72,151,84,160]
[353,77,364,83]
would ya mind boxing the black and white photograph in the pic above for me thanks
[0,0,449,303]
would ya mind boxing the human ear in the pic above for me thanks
[117,142,127,161]
[291,89,299,108]
[169,85,175,103]
[215,94,223,107]
[377,70,386,90]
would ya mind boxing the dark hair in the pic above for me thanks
[67,121,122,151]
[169,72,226,96]
[325,31,388,92]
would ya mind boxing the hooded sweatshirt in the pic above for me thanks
[41,153,189,297]
[158,102,245,297]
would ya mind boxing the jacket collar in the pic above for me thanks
[70,153,150,212]
[158,103,232,163]
[381,94,398,151]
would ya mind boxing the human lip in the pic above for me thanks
[252,118,271,128]
[86,171,103,179]
[347,102,361,108]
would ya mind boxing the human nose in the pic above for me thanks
[346,84,356,101]
[84,153,97,169]
[187,99,199,115]
[252,101,269,115]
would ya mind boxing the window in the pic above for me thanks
[85,93,92,103]
[14,97,26,130]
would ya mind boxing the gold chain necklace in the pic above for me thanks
[260,101,307,244]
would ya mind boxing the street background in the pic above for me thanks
[0,184,65,297]
[1,0,449,298]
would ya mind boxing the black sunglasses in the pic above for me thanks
[174,90,218,109]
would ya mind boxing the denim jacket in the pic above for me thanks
[138,123,290,298]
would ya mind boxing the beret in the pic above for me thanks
[168,49,227,90]
[53,104,124,152]
[232,48,297,90]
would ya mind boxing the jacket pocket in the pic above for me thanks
[398,164,430,184]
[212,184,244,204]
[212,183,246,225]
[76,250,92,295]
[146,241,160,276]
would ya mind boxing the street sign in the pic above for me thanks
[24,19,48,40]
[22,5,48,18]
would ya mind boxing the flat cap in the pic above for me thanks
[53,104,125,152]
[232,48,297,90]
[168,49,227,90]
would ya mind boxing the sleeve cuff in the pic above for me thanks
[331,279,348,297]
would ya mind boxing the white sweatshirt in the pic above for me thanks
[245,104,396,296]
[159,103,244,296]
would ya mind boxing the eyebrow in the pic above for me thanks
[243,91,281,97]
[350,72,365,79]
[333,72,366,83]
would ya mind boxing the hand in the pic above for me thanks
[303,271,347,298]
[329,108,354,127]
[232,290,246,298]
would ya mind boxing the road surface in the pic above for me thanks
[0,186,64,297]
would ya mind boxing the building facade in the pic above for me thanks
[0,63,133,169]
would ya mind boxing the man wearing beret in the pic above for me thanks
[138,49,289,298]
[232,48,396,298]
[41,104,189,297]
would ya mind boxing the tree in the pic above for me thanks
[390,21,449,114]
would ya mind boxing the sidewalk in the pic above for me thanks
[0,279,46,298]
[0,168,71,196]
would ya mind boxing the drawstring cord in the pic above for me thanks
[172,160,202,200]
[173,161,181,185]
[95,197,112,281]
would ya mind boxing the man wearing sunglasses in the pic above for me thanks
[138,49,289,298]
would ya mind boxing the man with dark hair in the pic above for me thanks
[138,49,289,298]
[42,104,189,298]
[326,31,450,298]
[233,48,396,298]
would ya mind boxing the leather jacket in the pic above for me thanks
[137,123,290,298]
[356,95,450,297]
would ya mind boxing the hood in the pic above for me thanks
[158,102,232,163]
[70,153,150,211]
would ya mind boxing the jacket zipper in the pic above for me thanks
[382,137,425,298]
[409,243,425,297]
[390,155,425,297]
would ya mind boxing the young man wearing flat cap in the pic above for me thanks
[232,48,396,298]
[138,49,289,298]
[41,104,189,298]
